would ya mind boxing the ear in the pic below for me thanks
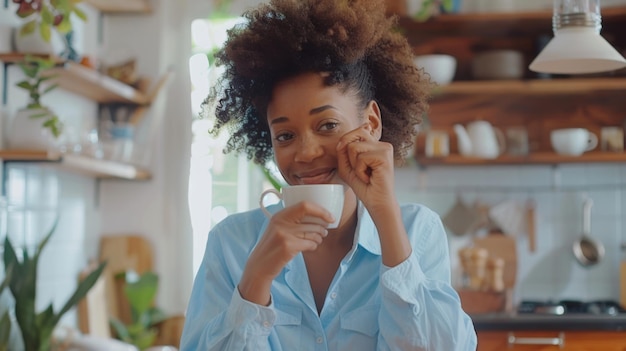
[365,100,382,140]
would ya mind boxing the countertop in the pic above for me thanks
[471,313,626,331]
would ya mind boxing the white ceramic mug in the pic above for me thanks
[550,128,598,156]
[259,184,344,228]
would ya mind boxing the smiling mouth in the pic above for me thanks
[296,169,336,184]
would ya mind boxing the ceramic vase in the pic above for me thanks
[13,28,65,56]
[7,108,57,150]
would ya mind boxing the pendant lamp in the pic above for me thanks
[529,0,626,74]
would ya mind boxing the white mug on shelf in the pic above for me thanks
[550,128,598,156]
[259,184,344,228]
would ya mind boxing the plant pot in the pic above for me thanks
[7,108,58,150]
[12,28,65,56]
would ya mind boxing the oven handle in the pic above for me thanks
[507,332,564,348]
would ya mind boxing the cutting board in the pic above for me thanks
[99,234,154,322]
[99,234,154,274]
[77,263,110,337]
[473,232,517,289]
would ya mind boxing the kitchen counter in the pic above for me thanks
[471,313,626,332]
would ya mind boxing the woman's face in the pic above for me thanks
[266,72,380,186]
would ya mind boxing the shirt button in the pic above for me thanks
[263,321,271,328]
[330,292,337,299]
[316,337,323,344]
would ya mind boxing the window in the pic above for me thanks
[188,17,268,275]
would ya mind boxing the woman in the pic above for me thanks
[180,0,477,350]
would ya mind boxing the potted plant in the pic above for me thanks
[413,0,457,21]
[13,0,87,55]
[110,271,167,350]
[7,55,63,150]
[0,219,106,351]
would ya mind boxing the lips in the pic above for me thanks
[295,168,336,184]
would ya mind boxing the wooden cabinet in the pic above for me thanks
[478,331,626,351]
[391,5,626,166]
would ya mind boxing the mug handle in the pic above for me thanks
[586,132,598,151]
[259,188,281,218]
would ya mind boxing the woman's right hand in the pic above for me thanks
[238,201,334,305]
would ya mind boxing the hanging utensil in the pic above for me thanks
[526,199,536,252]
[573,198,605,267]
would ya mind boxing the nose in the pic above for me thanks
[294,134,323,163]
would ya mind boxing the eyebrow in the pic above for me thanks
[269,105,337,125]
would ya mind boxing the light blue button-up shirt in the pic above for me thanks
[180,202,477,350]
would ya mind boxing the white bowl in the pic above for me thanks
[414,54,457,85]
[472,50,525,80]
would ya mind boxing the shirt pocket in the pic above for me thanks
[340,304,380,337]
[273,305,303,348]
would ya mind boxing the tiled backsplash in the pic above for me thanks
[395,163,626,304]
[0,164,96,329]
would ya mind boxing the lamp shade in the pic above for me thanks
[529,27,626,74]
[529,0,626,75]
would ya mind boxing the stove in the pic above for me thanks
[517,300,626,316]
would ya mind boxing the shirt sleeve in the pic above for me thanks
[179,217,276,351]
[376,205,477,350]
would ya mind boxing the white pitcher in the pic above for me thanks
[453,120,506,159]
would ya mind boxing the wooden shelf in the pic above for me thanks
[434,78,626,95]
[44,62,149,104]
[415,152,626,167]
[0,150,151,180]
[83,0,151,14]
[0,53,64,64]
[1,54,151,105]
[396,5,626,39]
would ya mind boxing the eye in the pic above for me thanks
[319,121,339,132]
[275,132,294,142]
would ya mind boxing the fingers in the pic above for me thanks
[267,201,333,251]
[337,124,393,184]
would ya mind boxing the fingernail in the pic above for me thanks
[336,140,344,149]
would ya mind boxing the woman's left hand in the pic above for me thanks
[336,123,396,211]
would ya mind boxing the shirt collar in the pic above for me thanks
[352,201,381,256]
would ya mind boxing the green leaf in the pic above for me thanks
[110,318,131,341]
[42,84,59,95]
[39,22,52,43]
[73,7,88,22]
[34,219,57,261]
[2,239,20,284]
[43,115,63,138]
[145,307,167,326]
[41,5,54,25]
[124,272,159,317]
[134,328,158,350]
[56,17,72,34]
[0,311,11,351]
[35,304,56,333]
[16,81,34,91]
[19,20,37,37]
[441,0,454,12]
[19,64,38,79]
[53,261,106,327]
[261,166,283,191]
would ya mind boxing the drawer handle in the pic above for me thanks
[507,332,564,348]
